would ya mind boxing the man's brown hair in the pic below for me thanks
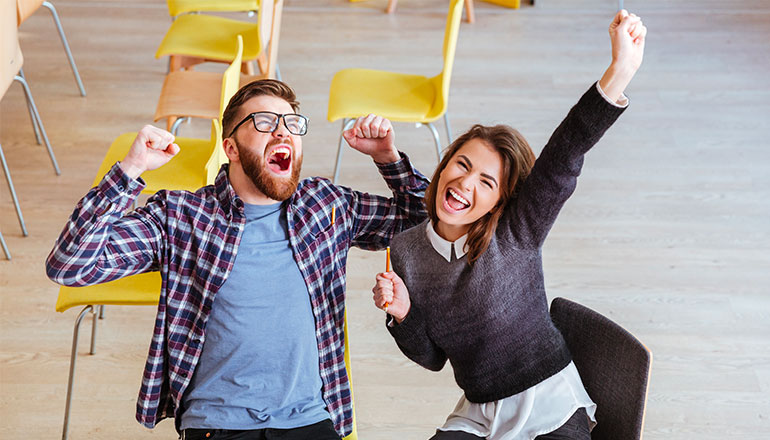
[222,79,300,139]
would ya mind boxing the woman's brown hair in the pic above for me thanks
[425,124,536,263]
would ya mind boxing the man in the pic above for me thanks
[46,79,429,439]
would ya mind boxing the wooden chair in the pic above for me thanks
[57,271,359,440]
[550,297,652,440]
[2,0,60,221]
[156,0,282,79]
[328,0,464,183]
[154,35,244,135]
[16,0,86,96]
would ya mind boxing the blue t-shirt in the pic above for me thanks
[181,201,330,430]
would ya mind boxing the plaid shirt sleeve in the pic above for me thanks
[345,152,430,250]
[46,163,166,286]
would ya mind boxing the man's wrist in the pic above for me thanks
[372,148,401,165]
[119,160,144,180]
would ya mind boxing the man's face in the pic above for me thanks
[228,95,304,201]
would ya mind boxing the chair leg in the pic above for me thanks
[62,305,94,440]
[0,143,28,236]
[99,305,105,320]
[170,117,187,136]
[333,119,355,184]
[443,112,452,145]
[18,70,42,145]
[89,306,99,355]
[0,228,10,260]
[385,0,397,14]
[275,63,282,82]
[14,73,62,175]
[464,0,475,24]
[424,122,443,162]
[42,1,87,97]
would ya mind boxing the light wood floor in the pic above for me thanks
[2,0,769,438]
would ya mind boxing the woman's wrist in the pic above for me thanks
[599,62,636,103]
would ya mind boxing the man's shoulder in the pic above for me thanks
[293,176,344,203]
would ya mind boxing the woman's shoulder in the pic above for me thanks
[392,220,429,253]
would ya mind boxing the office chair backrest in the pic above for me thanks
[550,297,652,440]
[429,0,464,120]
[3,0,24,95]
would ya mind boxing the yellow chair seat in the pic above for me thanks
[55,272,161,313]
[156,14,262,62]
[166,0,258,17]
[93,132,213,194]
[327,68,440,123]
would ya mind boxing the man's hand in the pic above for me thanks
[373,271,411,323]
[343,114,400,164]
[599,10,647,103]
[120,125,180,180]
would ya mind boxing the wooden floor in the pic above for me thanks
[2,0,769,438]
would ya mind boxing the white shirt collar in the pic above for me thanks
[425,221,468,262]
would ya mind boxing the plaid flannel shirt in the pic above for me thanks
[46,154,429,436]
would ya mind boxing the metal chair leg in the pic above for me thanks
[170,117,188,136]
[275,63,282,82]
[62,305,94,440]
[99,305,105,320]
[0,228,10,260]
[0,143,28,236]
[443,112,452,145]
[333,119,355,184]
[42,1,87,97]
[89,306,99,355]
[424,122,443,162]
[14,73,61,175]
[18,70,42,145]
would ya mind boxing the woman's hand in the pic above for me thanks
[600,10,647,102]
[372,271,411,323]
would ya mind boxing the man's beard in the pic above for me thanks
[237,139,302,201]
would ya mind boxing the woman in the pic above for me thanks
[371,10,647,440]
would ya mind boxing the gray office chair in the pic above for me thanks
[550,297,652,440]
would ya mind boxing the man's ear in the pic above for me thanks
[223,137,240,163]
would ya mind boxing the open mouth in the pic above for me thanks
[443,188,471,213]
[267,146,292,174]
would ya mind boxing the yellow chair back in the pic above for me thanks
[166,0,258,17]
[221,35,244,120]
[204,119,226,185]
[2,0,23,95]
[428,0,465,120]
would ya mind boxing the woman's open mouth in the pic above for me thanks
[443,187,471,213]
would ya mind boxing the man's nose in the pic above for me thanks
[273,117,290,138]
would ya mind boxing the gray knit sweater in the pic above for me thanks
[388,83,626,403]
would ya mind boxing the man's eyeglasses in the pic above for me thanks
[228,111,308,138]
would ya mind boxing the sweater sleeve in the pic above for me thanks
[386,302,448,372]
[500,82,627,248]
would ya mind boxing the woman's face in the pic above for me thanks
[435,138,503,241]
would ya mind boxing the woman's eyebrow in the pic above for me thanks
[459,154,498,187]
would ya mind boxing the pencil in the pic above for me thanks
[384,247,391,312]
[331,207,335,225]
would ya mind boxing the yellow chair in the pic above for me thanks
[154,35,244,134]
[382,0,477,23]
[328,0,464,183]
[56,271,358,440]
[16,0,86,96]
[94,118,225,197]
[156,0,282,79]
[166,0,258,17]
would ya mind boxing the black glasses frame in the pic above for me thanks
[228,111,308,138]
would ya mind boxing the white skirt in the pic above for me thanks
[438,362,597,440]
